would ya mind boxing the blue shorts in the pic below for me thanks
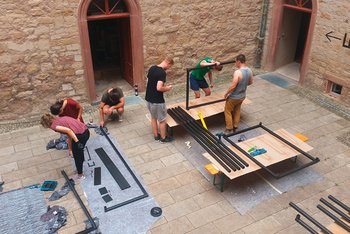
[190,74,209,91]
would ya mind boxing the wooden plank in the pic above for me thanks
[166,91,251,127]
[203,128,313,180]
[325,218,350,234]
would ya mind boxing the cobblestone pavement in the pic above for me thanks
[0,75,349,234]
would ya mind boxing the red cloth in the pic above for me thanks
[59,98,84,123]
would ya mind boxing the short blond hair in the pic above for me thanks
[40,113,55,128]
[165,57,174,65]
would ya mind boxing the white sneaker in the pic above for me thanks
[118,114,123,122]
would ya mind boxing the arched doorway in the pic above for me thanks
[265,0,317,84]
[78,0,144,101]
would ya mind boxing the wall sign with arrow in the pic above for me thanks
[326,31,350,49]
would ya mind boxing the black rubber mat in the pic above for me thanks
[99,187,108,195]
[102,194,113,203]
[95,148,131,190]
[94,167,101,186]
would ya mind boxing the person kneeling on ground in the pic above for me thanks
[190,57,223,98]
[40,114,90,180]
[99,87,125,127]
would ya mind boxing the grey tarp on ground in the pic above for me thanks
[0,186,47,234]
[79,134,160,234]
[172,113,322,214]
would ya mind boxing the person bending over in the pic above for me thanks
[99,87,125,127]
[40,114,90,180]
[190,57,223,98]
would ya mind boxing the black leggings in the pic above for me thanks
[71,129,90,174]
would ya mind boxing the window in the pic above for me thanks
[331,83,342,95]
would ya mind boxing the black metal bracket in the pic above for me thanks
[223,122,320,179]
[99,127,149,212]
[185,59,235,110]
[61,170,98,234]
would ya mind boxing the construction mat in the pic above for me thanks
[0,186,47,234]
[80,134,160,234]
[173,113,322,215]
[259,73,294,88]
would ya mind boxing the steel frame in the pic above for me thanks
[99,127,149,212]
[185,59,235,110]
[223,122,319,179]
[61,170,98,234]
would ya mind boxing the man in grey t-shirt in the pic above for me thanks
[223,54,253,134]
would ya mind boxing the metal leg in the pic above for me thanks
[213,173,225,192]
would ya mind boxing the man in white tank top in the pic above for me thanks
[223,54,253,134]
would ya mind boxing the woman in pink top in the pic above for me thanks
[41,113,90,180]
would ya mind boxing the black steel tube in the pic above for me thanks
[328,195,350,213]
[61,170,97,234]
[176,106,249,168]
[260,123,319,161]
[186,59,235,71]
[224,123,262,137]
[104,194,149,212]
[289,202,332,234]
[224,136,279,178]
[168,108,233,172]
[317,204,350,232]
[187,99,225,110]
[86,146,92,160]
[186,69,190,110]
[295,214,318,234]
[320,198,350,223]
[171,107,242,171]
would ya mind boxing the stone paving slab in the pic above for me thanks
[0,76,349,233]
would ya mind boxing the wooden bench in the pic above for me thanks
[203,129,313,191]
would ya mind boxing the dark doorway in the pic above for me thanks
[88,18,133,99]
[294,12,311,62]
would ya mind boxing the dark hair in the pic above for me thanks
[236,54,246,63]
[109,88,120,101]
[50,100,64,115]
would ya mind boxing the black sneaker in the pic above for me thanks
[154,134,161,141]
[159,136,173,143]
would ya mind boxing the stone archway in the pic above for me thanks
[265,0,317,84]
[78,0,144,101]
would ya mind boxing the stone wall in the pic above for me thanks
[305,0,350,104]
[0,0,85,120]
[140,0,263,80]
[0,0,263,121]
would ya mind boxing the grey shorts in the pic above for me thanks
[147,102,167,122]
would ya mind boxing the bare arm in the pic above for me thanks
[248,70,253,85]
[55,126,78,142]
[208,71,213,87]
[76,103,83,121]
[99,102,106,126]
[199,60,220,67]
[224,70,240,99]
[156,80,172,92]
[110,97,125,110]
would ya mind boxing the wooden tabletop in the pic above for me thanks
[166,91,251,127]
[203,129,313,180]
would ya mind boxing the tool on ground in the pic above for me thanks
[185,141,191,148]
[198,112,208,130]
[247,146,257,153]
[238,134,247,142]
[215,132,224,141]
[41,180,58,191]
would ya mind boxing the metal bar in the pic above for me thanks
[99,127,149,212]
[61,170,97,234]
[175,106,249,167]
[224,123,262,137]
[186,69,190,110]
[295,214,318,234]
[105,0,109,14]
[168,108,233,172]
[92,1,106,14]
[320,198,350,223]
[317,204,350,232]
[289,202,332,234]
[328,195,350,213]
[94,167,101,186]
[109,0,121,14]
[172,107,244,170]
[95,148,130,190]
[260,123,319,161]
[186,59,235,72]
